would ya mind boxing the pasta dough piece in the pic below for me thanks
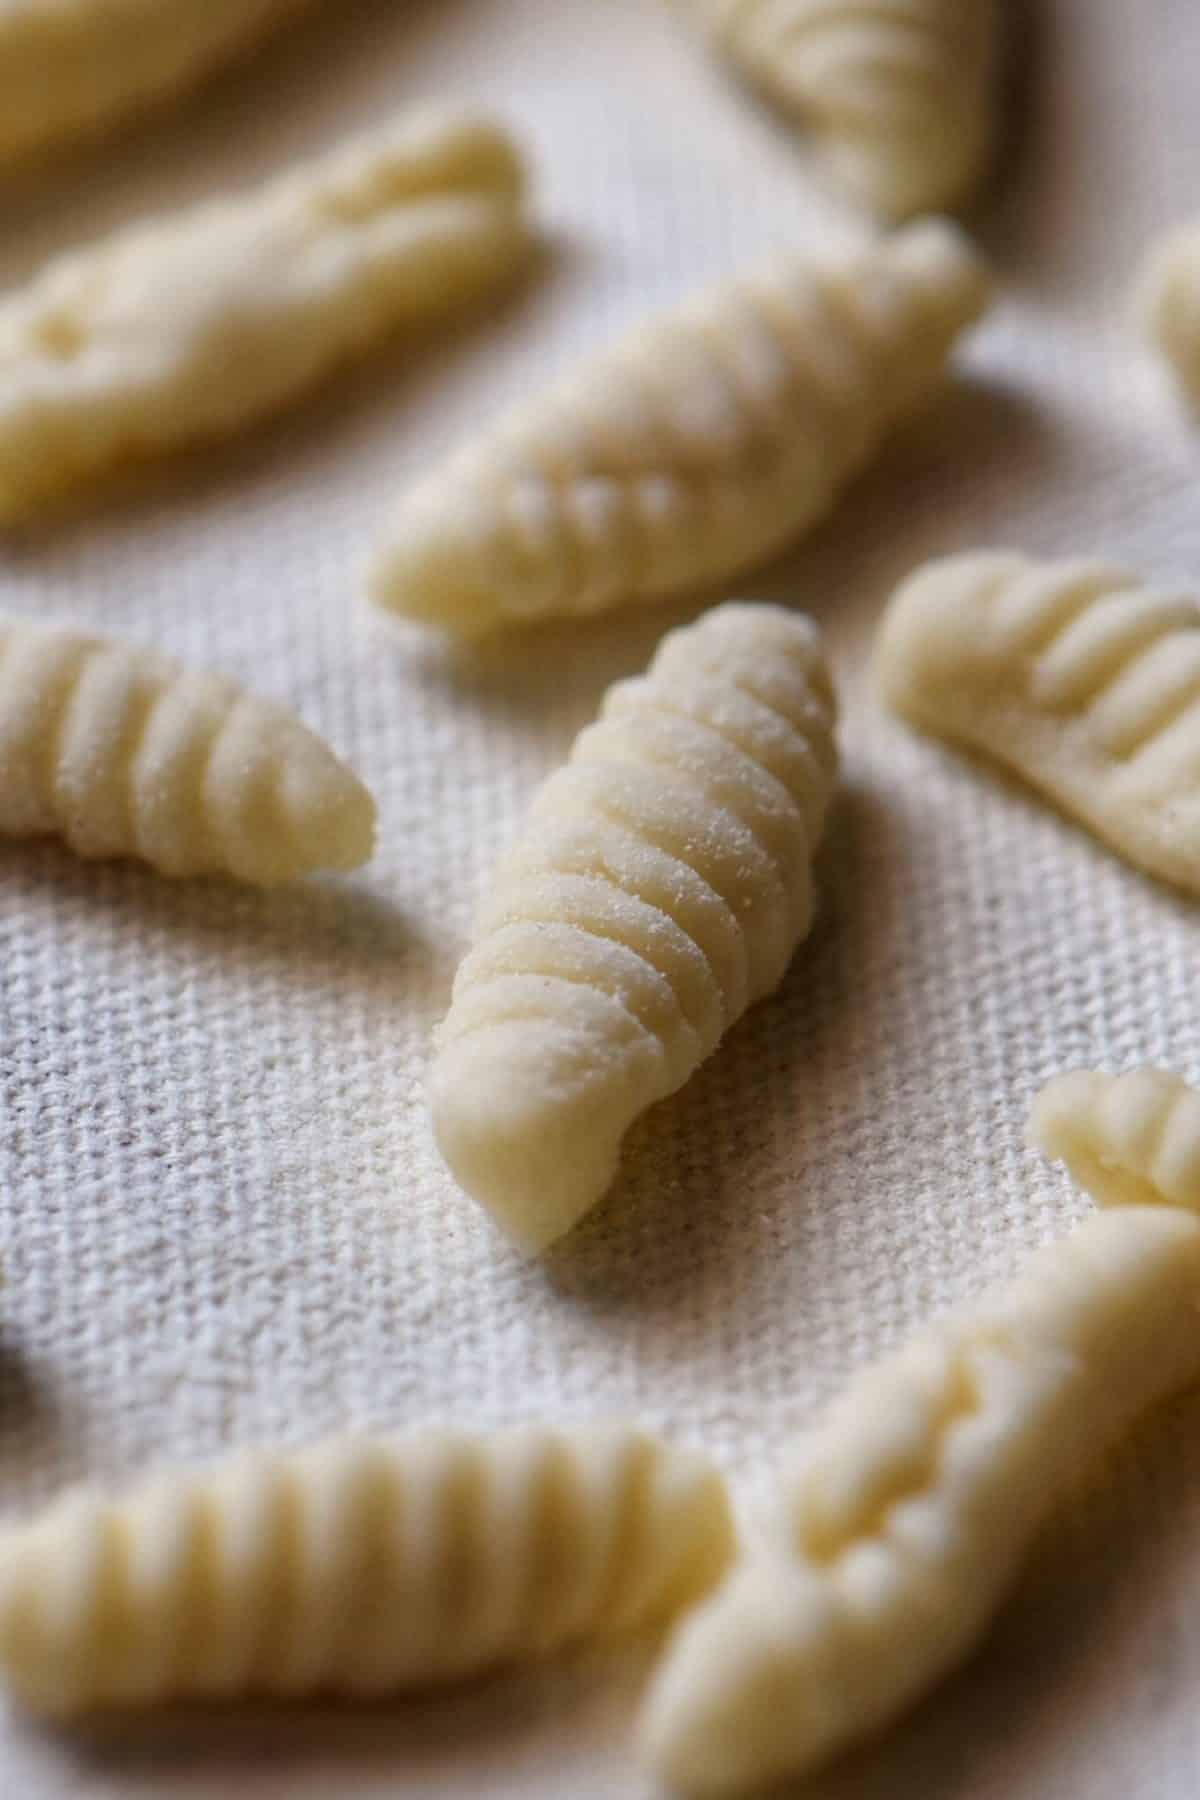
[0,613,374,884]
[0,0,314,169]
[876,550,1200,894]
[1031,1068,1200,1214]
[0,1422,733,1715]
[372,221,989,637]
[0,109,528,521]
[432,602,838,1251]
[1138,219,1200,408]
[677,0,1001,221]
[641,1207,1200,1794]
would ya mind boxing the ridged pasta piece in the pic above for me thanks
[641,1207,1200,1795]
[372,221,989,637]
[432,603,838,1251]
[0,1422,734,1716]
[677,0,1001,220]
[0,614,374,884]
[1031,1068,1200,1214]
[0,0,315,169]
[1138,219,1200,408]
[876,550,1200,894]
[0,109,528,521]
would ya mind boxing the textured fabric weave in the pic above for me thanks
[0,1,1198,1793]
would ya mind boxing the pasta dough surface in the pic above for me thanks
[432,602,838,1251]
[876,550,1200,894]
[0,109,527,520]
[0,1422,733,1715]
[676,0,1001,220]
[1031,1068,1200,1214]
[0,0,314,168]
[0,614,374,884]
[1138,219,1200,408]
[641,1207,1200,1794]
[372,222,989,636]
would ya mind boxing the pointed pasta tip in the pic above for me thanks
[885,220,992,334]
[431,1028,628,1253]
[370,484,502,637]
[292,769,377,877]
[640,1562,828,1797]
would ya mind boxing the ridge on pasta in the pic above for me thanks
[431,602,838,1252]
[0,0,316,168]
[0,1422,734,1715]
[675,0,1001,220]
[641,1207,1200,1794]
[372,222,989,637]
[876,550,1200,895]
[0,108,528,520]
[1031,1068,1200,1214]
[0,614,375,885]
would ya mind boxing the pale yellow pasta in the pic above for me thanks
[0,0,315,168]
[641,1207,1200,1795]
[876,551,1200,895]
[0,1423,734,1715]
[432,603,838,1252]
[675,0,1001,220]
[0,109,528,520]
[372,222,989,637]
[1137,218,1200,408]
[0,614,374,884]
[1031,1068,1200,1214]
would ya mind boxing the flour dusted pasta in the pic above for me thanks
[432,603,838,1250]
[0,1423,733,1714]
[372,222,989,636]
[0,614,374,884]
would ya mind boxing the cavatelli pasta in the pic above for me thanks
[431,602,838,1251]
[0,614,374,884]
[876,551,1200,895]
[1031,1068,1200,1214]
[641,1207,1200,1794]
[0,109,528,520]
[676,0,1001,220]
[0,1422,734,1715]
[372,221,989,637]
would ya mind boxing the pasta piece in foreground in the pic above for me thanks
[677,0,1001,220]
[641,1207,1200,1794]
[0,0,315,169]
[876,551,1200,895]
[1138,219,1200,408]
[0,1423,733,1715]
[1031,1068,1200,1213]
[0,614,374,884]
[0,109,528,520]
[432,602,838,1251]
[372,221,989,637]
